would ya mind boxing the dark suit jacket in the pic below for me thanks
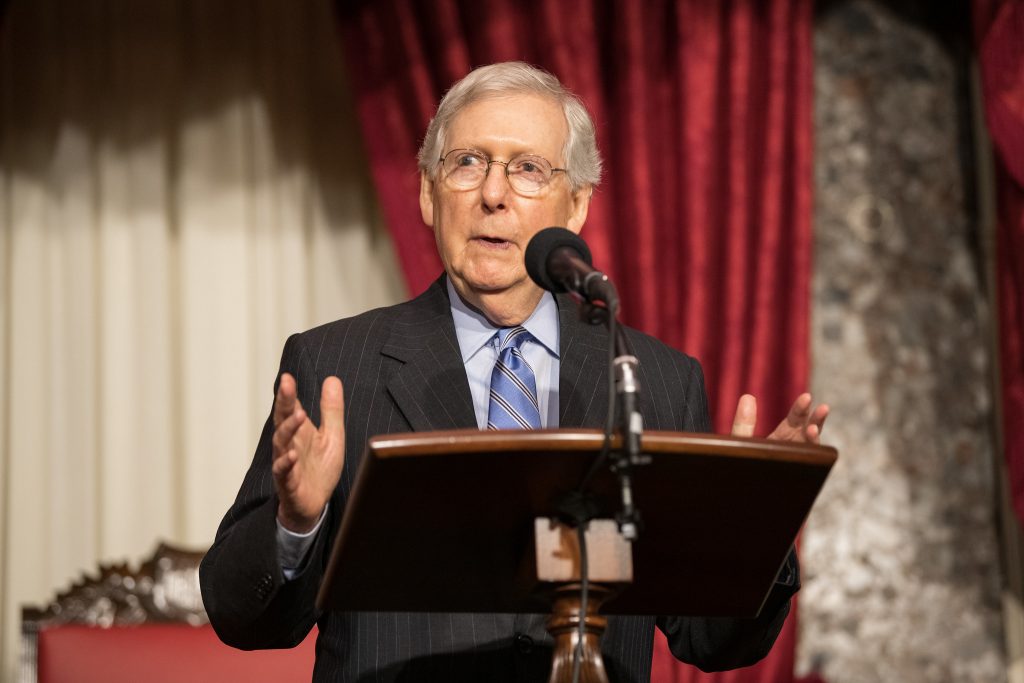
[200,277,797,682]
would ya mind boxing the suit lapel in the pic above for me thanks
[557,294,611,429]
[382,278,478,432]
[382,283,612,431]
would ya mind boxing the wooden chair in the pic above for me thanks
[21,543,316,683]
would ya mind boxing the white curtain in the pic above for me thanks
[0,1,407,677]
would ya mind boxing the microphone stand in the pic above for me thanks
[578,297,647,541]
[549,260,648,683]
[610,327,646,541]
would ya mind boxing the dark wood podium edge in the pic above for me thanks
[366,428,837,466]
[318,429,836,614]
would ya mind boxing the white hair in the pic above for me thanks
[417,62,602,191]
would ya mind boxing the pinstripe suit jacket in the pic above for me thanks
[200,277,796,682]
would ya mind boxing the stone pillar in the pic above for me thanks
[798,2,1006,681]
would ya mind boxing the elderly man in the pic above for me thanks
[200,62,827,682]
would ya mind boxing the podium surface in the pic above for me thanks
[317,429,836,618]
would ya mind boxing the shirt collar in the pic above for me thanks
[447,277,560,362]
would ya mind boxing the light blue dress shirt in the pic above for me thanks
[446,278,561,430]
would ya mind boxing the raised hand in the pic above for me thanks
[731,392,829,444]
[271,373,346,533]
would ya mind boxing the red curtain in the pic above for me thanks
[337,2,813,681]
[975,0,1024,527]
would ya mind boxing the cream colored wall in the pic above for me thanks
[0,1,406,680]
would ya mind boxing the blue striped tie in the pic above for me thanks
[487,327,542,430]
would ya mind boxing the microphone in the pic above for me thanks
[525,227,618,307]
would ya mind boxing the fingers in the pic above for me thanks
[274,373,301,427]
[804,423,820,444]
[318,376,345,439]
[764,392,830,443]
[803,403,830,444]
[272,405,307,457]
[272,375,309,473]
[272,447,297,478]
[785,393,813,427]
[731,394,757,437]
[810,403,830,430]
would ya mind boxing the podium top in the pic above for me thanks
[318,429,836,617]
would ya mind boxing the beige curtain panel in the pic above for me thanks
[0,1,405,678]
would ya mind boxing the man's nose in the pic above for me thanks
[480,161,510,209]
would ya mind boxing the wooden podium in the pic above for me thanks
[316,429,836,681]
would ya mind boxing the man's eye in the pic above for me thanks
[456,154,483,167]
[512,158,547,175]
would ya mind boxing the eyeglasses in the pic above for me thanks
[439,149,567,194]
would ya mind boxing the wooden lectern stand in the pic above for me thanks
[316,429,836,681]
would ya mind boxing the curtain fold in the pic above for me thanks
[974,0,1024,526]
[337,2,814,681]
[0,1,404,678]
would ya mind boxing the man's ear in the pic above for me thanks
[565,184,593,235]
[419,171,435,227]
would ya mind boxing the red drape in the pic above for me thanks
[338,2,813,681]
[975,0,1024,526]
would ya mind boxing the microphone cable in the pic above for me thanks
[572,302,618,683]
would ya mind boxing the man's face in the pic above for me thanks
[420,93,592,308]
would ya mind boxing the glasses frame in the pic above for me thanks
[438,148,567,195]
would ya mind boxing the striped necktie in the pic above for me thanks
[487,326,542,430]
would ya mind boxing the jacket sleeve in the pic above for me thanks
[199,333,335,650]
[656,353,800,672]
[657,554,799,671]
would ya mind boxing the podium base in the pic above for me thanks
[546,583,612,683]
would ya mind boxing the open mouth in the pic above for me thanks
[475,236,512,248]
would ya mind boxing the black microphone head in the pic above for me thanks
[525,227,593,293]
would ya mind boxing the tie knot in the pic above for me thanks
[497,326,531,352]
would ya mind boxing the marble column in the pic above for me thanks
[798,1,1006,681]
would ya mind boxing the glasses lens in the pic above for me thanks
[443,150,486,187]
[507,155,553,193]
[441,150,557,193]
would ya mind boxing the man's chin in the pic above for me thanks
[463,280,515,296]
[451,276,544,327]
[454,269,519,294]
[450,273,537,301]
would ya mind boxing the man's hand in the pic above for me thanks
[272,373,346,533]
[731,392,829,444]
